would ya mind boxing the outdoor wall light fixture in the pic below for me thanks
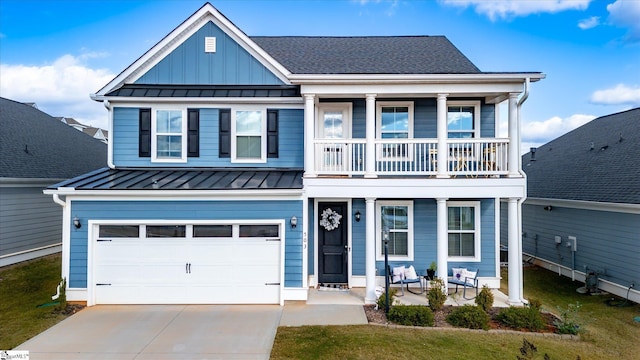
[290,216,297,229]
[544,206,552,211]
[73,216,81,229]
[355,210,361,222]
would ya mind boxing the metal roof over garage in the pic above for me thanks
[105,84,301,98]
[48,168,304,191]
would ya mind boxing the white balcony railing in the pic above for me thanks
[313,138,509,177]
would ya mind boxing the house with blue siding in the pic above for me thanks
[509,108,639,304]
[45,2,543,306]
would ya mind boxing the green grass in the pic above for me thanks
[272,266,640,359]
[0,254,67,349]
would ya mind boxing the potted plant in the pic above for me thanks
[427,261,437,280]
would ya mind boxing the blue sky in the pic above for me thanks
[1,0,639,152]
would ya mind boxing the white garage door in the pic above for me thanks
[92,223,282,305]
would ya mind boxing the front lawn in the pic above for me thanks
[0,254,72,349]
[271,266,640,359]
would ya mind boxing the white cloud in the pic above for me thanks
[522,114,596,145]
[578,16,600,29]
[0,54,114,129]
[607,0,640,42]
[590,84,640,106]
[440,0,591,21]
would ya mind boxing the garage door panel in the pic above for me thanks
[94,223,282,305]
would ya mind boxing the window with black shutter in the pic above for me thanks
[187,109,199,157]
[139,108,151,157]
[267,109,278,158]
[219,109,231,158]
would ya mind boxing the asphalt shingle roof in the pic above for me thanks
[523,108,640,204]
[0,97,107,179]
[251,36,481,74]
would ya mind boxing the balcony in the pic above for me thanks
[313,138,509,177]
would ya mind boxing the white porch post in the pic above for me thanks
[304,94,316,177]
[364,94,377,178]
[364,197,377,304]
[436,198,449,287]
[436,94,449,178]
[507,93,520,177]
[507,197,523,305]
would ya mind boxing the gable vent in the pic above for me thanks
[205,37,216,53]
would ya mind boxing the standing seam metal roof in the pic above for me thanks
[48,168,304,191]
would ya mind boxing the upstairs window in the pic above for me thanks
[447,101,479,138]
[151,109,187,162]
[377,102,413,159]
[232,109,266,162]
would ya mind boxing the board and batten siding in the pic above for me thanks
[135,21,283,85]
[0,186,61,263]
[509,203,640,288]
[112,107,303,168]
[68,200,303,289]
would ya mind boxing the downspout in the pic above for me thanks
[103,99,115,169]
[516,77,530,303]
[52,193,66,207]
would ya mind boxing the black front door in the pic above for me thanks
[318,202,348,284]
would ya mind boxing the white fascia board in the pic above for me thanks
[303,178,526,198]
[103,97,304,106]
[300,82,525,97]
[94,4,291,97]
[525,197,640,214]
[291,73,545,85]
[44,190,304,200]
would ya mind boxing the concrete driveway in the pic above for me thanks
[16,304,283,360]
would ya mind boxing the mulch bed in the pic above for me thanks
[364,305,559,333]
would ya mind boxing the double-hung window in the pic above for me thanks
[447,201,481,261]
[447,101,479,138]
[376,201,413,261]
[377,102,413,159]
[232,109,266,162]
[152,109,187,162]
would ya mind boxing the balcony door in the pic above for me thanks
[317,103,352,171]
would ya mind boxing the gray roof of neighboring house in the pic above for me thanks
[0,97,107,179]
[48,168,304,190]
[251,36,482,74]
[523,107,640,204]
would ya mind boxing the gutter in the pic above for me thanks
[516,77,530,304]
[52,193,66,207]
[103,100,116,169]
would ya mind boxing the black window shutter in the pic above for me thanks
[267,109,279,158]
[187,109,199,157]
[219,109,231,158]
[139,108,151,157]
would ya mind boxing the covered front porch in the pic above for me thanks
[306,287,511,308]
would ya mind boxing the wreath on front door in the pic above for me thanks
[320,208,342,231]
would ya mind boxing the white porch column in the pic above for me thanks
[304,94,316,177]
[364,197,377,304]
[436,198,449,286]
[436,94,449,178]
[507,197,523,305]
[364,94,377,178]
[507,93,520,177]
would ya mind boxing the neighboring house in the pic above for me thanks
[58,117,109,143]
[0,97,107,266]
[45,3,543,306]
[510,108,639,303]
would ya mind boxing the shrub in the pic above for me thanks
[388,305,435,327]
[554,302,583,335]
[376,287,398,310]
[496,305,544,332]
[527,298,542,311]
[446,305,489,330]
[475,285,494,312]
[427,278,447,311]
